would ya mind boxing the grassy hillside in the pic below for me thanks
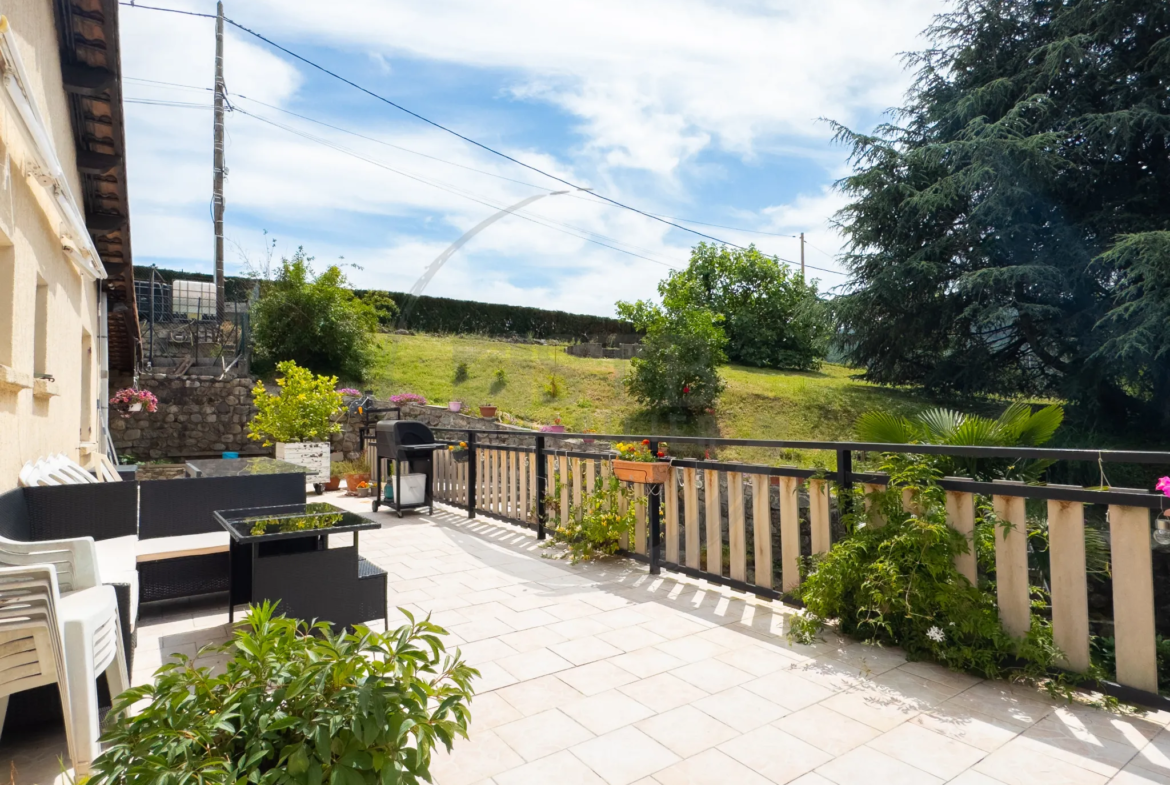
[366,334,975,467]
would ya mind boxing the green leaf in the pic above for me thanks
[855,411,916,444]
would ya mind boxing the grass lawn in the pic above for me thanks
[366,333,977,467]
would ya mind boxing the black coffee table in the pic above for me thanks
[215,502,388,630]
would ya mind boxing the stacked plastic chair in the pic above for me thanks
[0,560,129,773]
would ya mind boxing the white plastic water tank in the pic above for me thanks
[172,280,216,319]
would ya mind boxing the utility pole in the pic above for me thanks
[212,1,226,322]
[799,231,805,279]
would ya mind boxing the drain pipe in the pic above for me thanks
[97,282,111,461]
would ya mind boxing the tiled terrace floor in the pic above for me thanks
[7,492,1170,784]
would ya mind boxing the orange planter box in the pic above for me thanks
[612,459,670,484]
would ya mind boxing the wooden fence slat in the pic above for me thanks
[1048,498,1090,673]
[705,469,722,576]
[992,491,1030,639]
[486,450,496,514]
[519,454,529,522]
[666,467,679,564]
[498,451,507,515]
[809,478,831,555]
[684,468,700,569]
[586,459,597,497]
[618,478,630,550]
[728,472,746,582]
[634,483,647,555]
[1110,504,1158,693]
[944,489,977,584]
[779,475,800,592]
[559,455,570,528]
[862,482,885,528]
[752,474,772,589]
[572,458,583,522]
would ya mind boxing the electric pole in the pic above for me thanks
[212,1,226,322]
[800,231,805,279]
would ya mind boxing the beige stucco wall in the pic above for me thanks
[0,1,104,492]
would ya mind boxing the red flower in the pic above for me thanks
[657,451,665,458]
[683,385,691,394]
[641,439,650,446]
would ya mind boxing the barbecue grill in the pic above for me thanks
[373,420,444,517]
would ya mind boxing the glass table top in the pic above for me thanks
[186,457,309,478]
[214,502,379,542]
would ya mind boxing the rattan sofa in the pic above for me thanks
[0,472,305,733]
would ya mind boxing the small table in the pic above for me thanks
[186,456,308,478]
[215,503,388,630]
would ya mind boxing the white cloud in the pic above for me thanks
[117,0,941,314]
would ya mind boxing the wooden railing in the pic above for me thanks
[430,428,1170,706]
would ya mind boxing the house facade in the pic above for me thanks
[0,0,137,492]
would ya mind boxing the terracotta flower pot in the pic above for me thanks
[324,476,341,491]
[479,405,497,418]
[612,459,670,484]
[345,472,371,492]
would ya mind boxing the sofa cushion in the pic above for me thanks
[136,531,230,563]
[93,534,139,628]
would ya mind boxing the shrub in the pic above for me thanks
[248,360,343,445]
[660,243,829,371]
[792,455,1063,682]
[453,362,469,384]
[252,248,378,380]
[360,290,401,330]
[615,299,726,412]
[88,603,477,785]
[549,476,640,563]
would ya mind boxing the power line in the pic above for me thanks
[231,105,684,270]
[118,2,748,249]
[117,7,850,279]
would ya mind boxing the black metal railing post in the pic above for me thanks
[648,439,661,575]
[836,448,853,520]
[466,431,477,519]
[535,435,547,540]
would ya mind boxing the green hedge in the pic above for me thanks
[360,290,634,339]
[136,269,634,339]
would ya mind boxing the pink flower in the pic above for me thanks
[1157,477,1170,497]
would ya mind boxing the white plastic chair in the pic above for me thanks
[0,565,128,774]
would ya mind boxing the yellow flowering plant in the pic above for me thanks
[549,475,641,563]
[248,360,343,445]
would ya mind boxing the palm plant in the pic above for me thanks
[855,403,1064,482]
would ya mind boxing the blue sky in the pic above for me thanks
[119,0,941,316]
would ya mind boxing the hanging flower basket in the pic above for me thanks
[110,388,158,418]
[612,459,670,485]
[612,440,670,484]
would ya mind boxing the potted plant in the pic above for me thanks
[448,441,470,462]
[110,388,158,417]
[86,603,476,784]
[248,360,341,486]
[448,400,463,413]
[612,440,670,484]
[479,404,497,418]
[540,416,566,433]
[333,457,372,492]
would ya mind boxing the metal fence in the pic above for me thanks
[427,427,1170,709]
[135,275,250,372]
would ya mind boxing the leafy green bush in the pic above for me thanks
[89,603,477,785]
[615,299,726,412]
[252,248,378,380]
[248,360,343,445]
[792,456,1063,681]
[360,290,401,330]
[660,243,829,371]
[548,475,640,563]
